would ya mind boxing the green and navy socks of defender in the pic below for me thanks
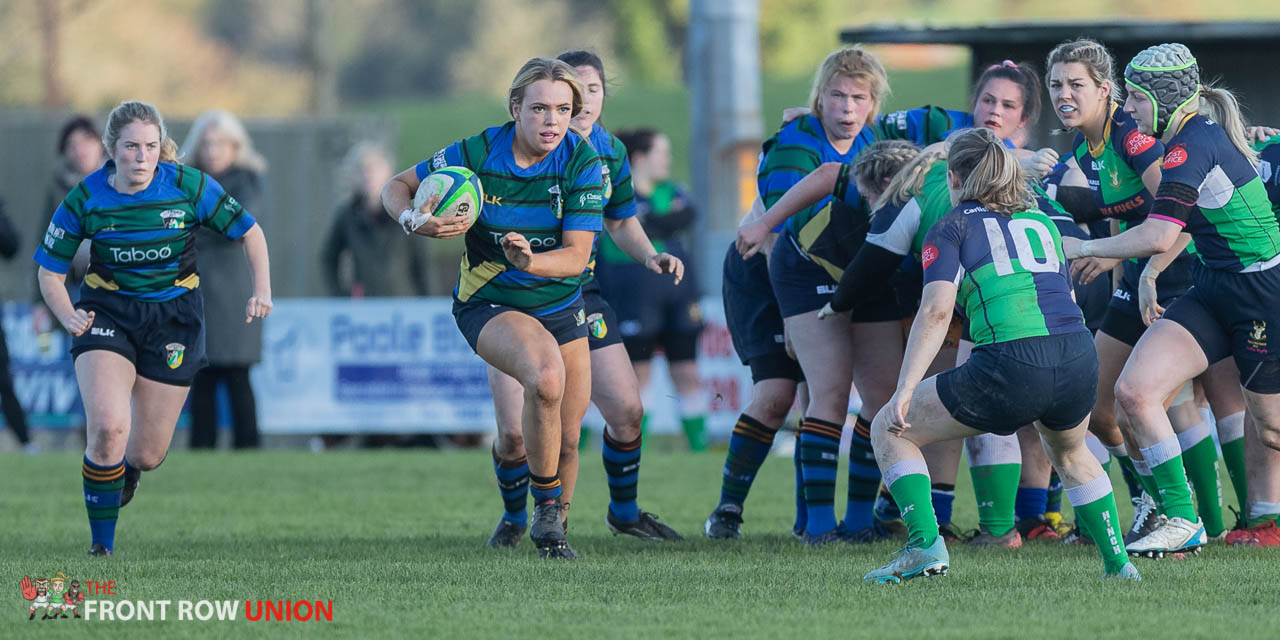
[1105,443,1147,503]
[1016,487,1048,523]
[492,450,530,527]
[1177,421,1225,536]
[1046,472,1063,514]
[792,440,807,535]
[883,460,939,548]
[840,415,880,532]
[602,429,643,523]
[1216,411,1248,512]
[83,456,126,551]
[1140,435,1197,522]
[719,414,780,508]
[798,417,843,535]
[966,434,1021,536]
[529,473,563,504]
[1066,473,1129,574]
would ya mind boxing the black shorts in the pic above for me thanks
[597,243,703,363]
[767,234,836,318]
[722,243,803,382]
[852,259,922,324]
[451,298,587,353]
[1161,261,1280,393]
[936,331,1098,435]
[581,281,623,351]
[1100,254,1194,346]
[70,288,207,386]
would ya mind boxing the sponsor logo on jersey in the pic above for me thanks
[922,244,938,269]
[962,206,987,215]
[109,246,172,263]
[1124,130,1157,156]
[89,327,115,338]
[483,194,503,206]
[815,284,836,295]
[430,149,447,171]
[46,222,65,240]
[165,343,186,369]
[160,209,185,229]
[587,313,607,339]
[489,232,558,248]
[578,192,602,208]
[1113,288,1131,301]
[1163,145,1188,170]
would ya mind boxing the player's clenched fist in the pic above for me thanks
[501,232,534,271]
[62,309,95,337]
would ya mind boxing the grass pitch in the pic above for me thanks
[2,448,1275,639]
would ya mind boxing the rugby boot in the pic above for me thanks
[704,503,743,539]
[800,528,842,547]
[1127,516,1206,558]
[938,522,966,543]
[608,510,684,541]
[485,518,526,549]
[1103,562,1142,581]
[1016,516,1062,541]
[839,520,892,544]
[1124,493,1164,545]
[1044,510,1073,536]
[1226,520,1280,547]
[863,536,950,584]
[87,542,112,557]
[966,526,1022,548]
[119,464,142,507]
[530,499,577,559]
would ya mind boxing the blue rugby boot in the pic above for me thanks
[863,536,950,584]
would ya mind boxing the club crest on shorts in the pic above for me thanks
[573,308,585,327]
[587,313,607,339]
[1248,321,1268,354]
[159,209,185,229]
[165,343,186,369]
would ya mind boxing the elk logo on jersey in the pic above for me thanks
[1125,130,1156,157]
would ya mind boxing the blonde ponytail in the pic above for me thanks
[876,149,945,210]
[1199,82,1260,166]
[947,128,1034,216]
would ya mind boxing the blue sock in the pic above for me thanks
[1015,487,1048,522]
[83,456,125,551]
[793,436,807,535]
[840,415,879,532]
[491,449,529,527]
[602,429,642,523]
[529,473,562,504]
[719,414,778,507]
[799,417,842,536]
[931,483,956,525]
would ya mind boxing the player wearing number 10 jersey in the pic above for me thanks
[862,127,1137,584]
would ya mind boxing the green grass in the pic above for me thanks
[2,449,1272,638]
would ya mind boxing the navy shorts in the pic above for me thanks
[71,288,207,386]
[581,281,623,351]
[767,234,836,318]
[1100,254,1194,346]
[596,243,702,362]
[722,243,803,383]
[1161,262,1280,394]
[852,259,922,324]
[937,331,1098,435]
[451,298,587,354]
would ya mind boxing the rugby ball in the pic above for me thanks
[414,166,483,225]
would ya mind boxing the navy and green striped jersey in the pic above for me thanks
[876,105,974,145]
[923,201,1086,345]
[33,161,256,301]
[758,115,877,238]
[1252,133,1280,218]
[419,122,603,315]
[1072,105,1164,223]
[1153,115,1280,272]
[584,123,640,273]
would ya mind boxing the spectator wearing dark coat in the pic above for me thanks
[0,197,35,452]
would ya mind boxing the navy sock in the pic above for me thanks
[1046,471,1063,513]
[83,456,125,551]
[1015,487,1048,522]
[875,486,902,520]
[799,417,842,536]
[603,429,642,523]
[529,473,562,504]
[491,449,529,527]
[931,482,956,525]
[719,414,779,507]
[1119,460,1144,502]
[792,436,807,535]
[841,415,879,532]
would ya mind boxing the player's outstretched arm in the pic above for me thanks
[738,162,842,259]
[603,217,683,285]
[503,229,595,278]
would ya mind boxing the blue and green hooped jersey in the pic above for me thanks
[34,161,256,301]
[1152,115,1280,272]
[419,122,603,316]
[923,201,1086,345]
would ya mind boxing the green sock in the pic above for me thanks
[681,415,708,452]
[1143,436,1197,522]
[966,434,1021,536]
[1217,412,1248,513]
[885,460,938,548]
[1067,474,1129,574]
[1179,424,1225,536]
[579,426,592,451]
[639,413,649,451]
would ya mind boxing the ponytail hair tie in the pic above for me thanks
[987,60,1018,71]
